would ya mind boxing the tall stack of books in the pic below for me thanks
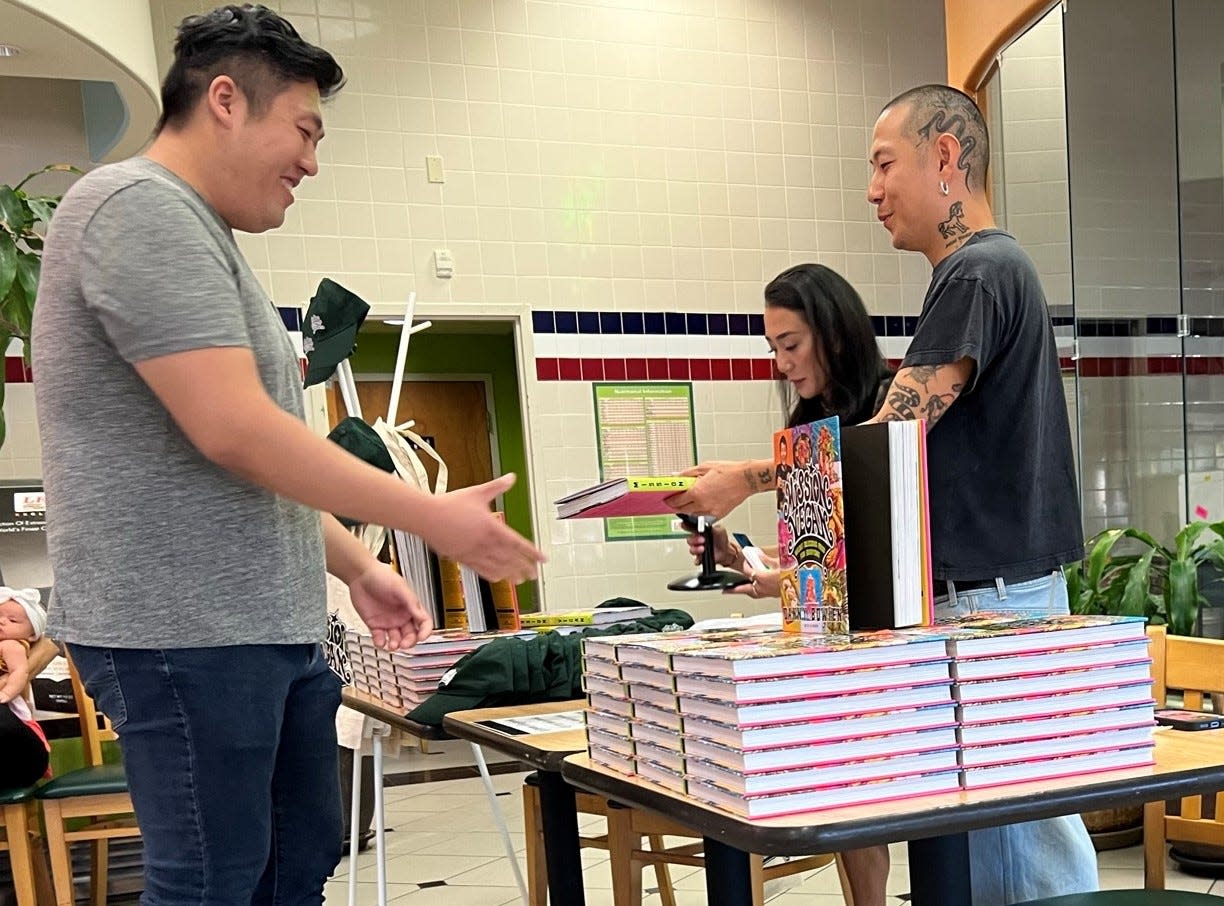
[927,613,1156,789]
[346,627,532,711]
[582,628,962,818]
[581,614,1158,817]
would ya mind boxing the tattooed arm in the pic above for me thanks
[869,358,974,429]
[665,458,775,519]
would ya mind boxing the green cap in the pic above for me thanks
[302,278,370,388]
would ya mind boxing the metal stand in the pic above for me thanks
[469,742,529,905]
[669,515,752,592]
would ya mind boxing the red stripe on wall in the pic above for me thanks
[532,356,1224,381]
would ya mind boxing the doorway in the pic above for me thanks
[324,318,538,612]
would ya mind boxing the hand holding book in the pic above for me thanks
[665,458,775,519]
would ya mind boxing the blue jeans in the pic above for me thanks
[68,643,344,905]
[935,570,1100,905]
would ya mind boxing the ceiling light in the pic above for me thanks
[0,45,22,57]
[382,318,405,326]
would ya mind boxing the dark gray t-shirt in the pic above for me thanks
[901,230,1084,582]
[32,157,326,648]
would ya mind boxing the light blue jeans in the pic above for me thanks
[935,570,1100,905]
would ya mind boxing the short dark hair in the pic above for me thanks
[157,4,345,133]
[764,264,892,428]
[882,84,990,193]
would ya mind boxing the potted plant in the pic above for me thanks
[1067,520,1224,636]
[1066,520,1224,854]
[0,163,80,449]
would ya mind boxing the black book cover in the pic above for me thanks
[840,423,900,629]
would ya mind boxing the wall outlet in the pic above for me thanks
[434,248,453,278]
[425,155,444,183]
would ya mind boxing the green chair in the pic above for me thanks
[34,654,140,906]
[1016,891,1224,904]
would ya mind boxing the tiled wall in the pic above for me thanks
[145,0,947,612]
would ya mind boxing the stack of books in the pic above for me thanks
[582,628,962,818]
[346,628,532,711]
[929,613,1156,789]
[580,614,1158,817]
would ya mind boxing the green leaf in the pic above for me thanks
[1166,558,1199,636]
[15,252,38,304]
[26,198,54,227]
[1119,527,1170,558]
[1064,563,1085,612]
[1175,522,1210,560]
[1119,547,1156,615]
[1085,529,1125,589]
[0,233,15,303]
[5,279,30,341]
[13,163,81,192]
[0,186,25,234]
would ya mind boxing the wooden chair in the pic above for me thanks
[35,653,141,906]
[0,785,49,906]
[522,773,853,905]
[1143,625,1224,889]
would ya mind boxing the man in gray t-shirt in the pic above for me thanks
[32,7,543,902]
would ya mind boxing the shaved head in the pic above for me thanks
[881,84,990,193]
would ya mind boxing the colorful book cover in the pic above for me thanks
[775,416,848,636]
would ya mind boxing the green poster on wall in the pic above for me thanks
[592,382,698,541]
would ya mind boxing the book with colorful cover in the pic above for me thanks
[673,658,953,704]
[958,743,1155,790]
[954,659,1153,703]
[685,702,959,750]
[676,680,954,728]
[904,612,1149,659]
[956,702,1156,746]
[554,475,695,519]
[687,769,962,819]
[949,638,1153,681]
[683,725,959,774]
[591,627,774,669]
[775,417,848,635]
[664,629,950,680]
[958,724,1155,768]
[955,680,1155,725]
[690,747,960,797]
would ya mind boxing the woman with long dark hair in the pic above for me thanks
[670,263,892,592]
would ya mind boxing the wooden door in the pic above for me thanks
[326,380,495,492]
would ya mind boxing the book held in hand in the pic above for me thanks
[554,475,695,519]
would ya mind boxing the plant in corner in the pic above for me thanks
[1066,520,1224,637]
[0,163,80,450]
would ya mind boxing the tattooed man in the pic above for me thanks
[840,83,1094,906]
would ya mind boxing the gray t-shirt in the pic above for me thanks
[32,157,326,648]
